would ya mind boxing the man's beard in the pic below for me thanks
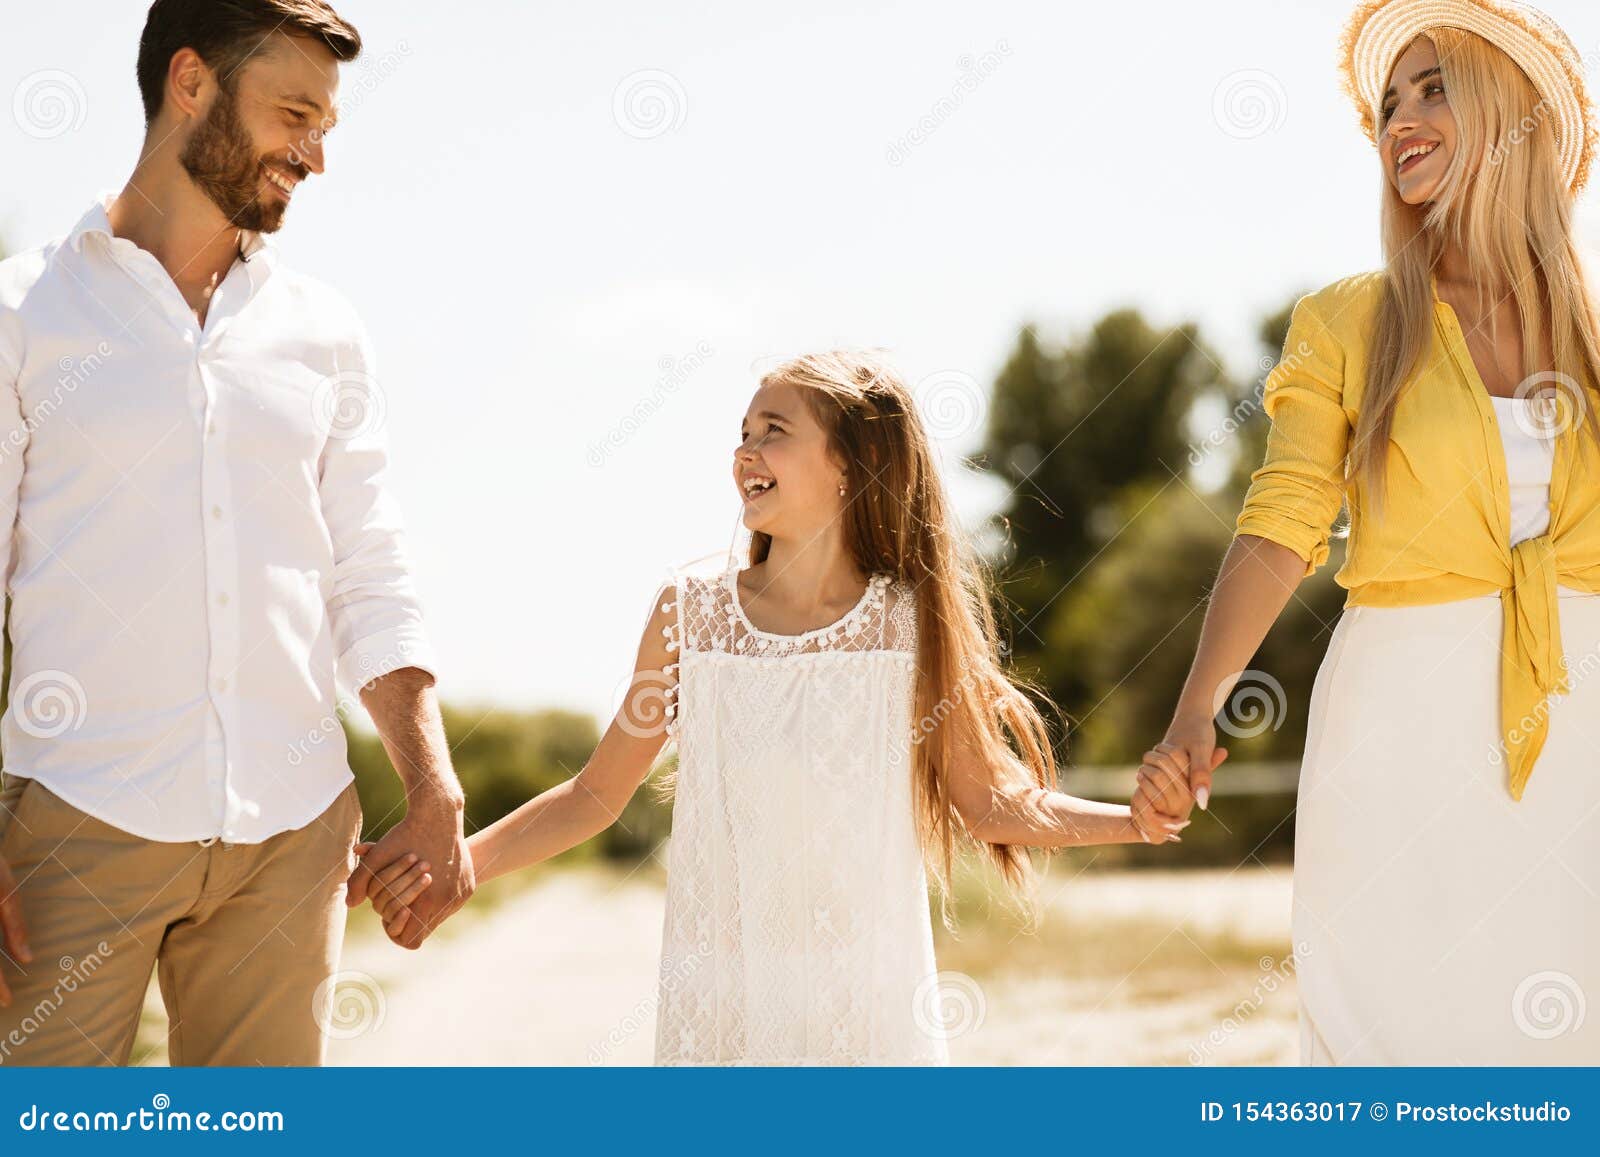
[179,83,292,234]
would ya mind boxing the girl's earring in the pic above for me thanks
[838,479,848,497]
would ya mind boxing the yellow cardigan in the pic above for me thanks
[1234,270,1600,800]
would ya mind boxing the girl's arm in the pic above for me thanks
[945,726,1186,849]
[465,582,680,886]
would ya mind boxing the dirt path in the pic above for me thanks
[318,864,1299,1066]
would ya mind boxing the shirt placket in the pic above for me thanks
[114,244,246,843]
[196,271,252,843]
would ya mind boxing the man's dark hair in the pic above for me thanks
[136,0,362,124]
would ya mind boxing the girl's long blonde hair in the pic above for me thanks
[748,351,1060,916]
[1350,27,1600,515]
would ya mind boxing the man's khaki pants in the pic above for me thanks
[0,773,362,1066]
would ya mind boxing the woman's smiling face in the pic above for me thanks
[1379,35,1457,204]
[733,380,847,536]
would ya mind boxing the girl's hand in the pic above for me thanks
[1131,745,1193,844]
[353,842,433,938]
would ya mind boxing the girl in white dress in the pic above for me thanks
[409,351,1189,1065]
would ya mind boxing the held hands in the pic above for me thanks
[1131,722,1230,844]
[351,843,433,939]
[346,795,476,950]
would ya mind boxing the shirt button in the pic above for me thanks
[208,422,217,436]
[217,591,229,606]
[211,505,223,519]
[216,676,228,691]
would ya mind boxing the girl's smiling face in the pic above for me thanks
[1379,35,1457,204]
[734,380,848,536]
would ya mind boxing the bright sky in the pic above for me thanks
[3,0,1599,725]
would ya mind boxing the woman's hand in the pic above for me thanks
[1154,712,1230,819]
[1131,745,1193,844]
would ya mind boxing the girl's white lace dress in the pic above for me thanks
[653,559,949,1065]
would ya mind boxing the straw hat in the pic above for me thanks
[1339,0,1597,194]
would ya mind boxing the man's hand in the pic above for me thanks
[0,853,34,1008]
[344,666,474,950]
[347,794,473,950]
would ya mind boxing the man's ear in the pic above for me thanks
[165,47,210,120]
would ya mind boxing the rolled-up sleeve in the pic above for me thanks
[318,321,439,695]
[1233,292,1350,576]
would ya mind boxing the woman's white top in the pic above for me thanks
[1493,394,1558,545]
[653,561,947,1065]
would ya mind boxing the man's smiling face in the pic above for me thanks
[178,31,342,233]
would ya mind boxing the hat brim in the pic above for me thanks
[1338,0,1596,195]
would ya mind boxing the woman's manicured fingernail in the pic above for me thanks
[1195,786,1210,810]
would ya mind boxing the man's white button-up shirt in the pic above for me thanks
[0,195,437,843]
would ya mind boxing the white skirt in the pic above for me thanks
[1292,590,1600,1065]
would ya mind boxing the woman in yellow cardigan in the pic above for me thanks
[1134,0,1600,1064]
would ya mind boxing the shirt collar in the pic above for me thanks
[67,190,274,261]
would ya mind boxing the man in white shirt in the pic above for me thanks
[0,0,471,1065]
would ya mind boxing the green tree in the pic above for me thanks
[980,296,1348,770]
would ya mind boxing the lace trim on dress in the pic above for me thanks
[661,563,917,740]
[661,588,683,740]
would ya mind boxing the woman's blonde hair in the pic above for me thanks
[748,350,1061,918]
[1351,28,1600,515]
